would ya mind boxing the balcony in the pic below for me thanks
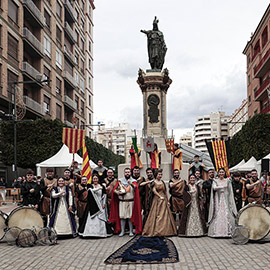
[64,22,76,44]
[260,105,270,114]
[63,70,76,88]
[64,45,76,65]
[64,119,73,127]
[254,48,270,78]
[23,96,44,116]
[22,28,44,56]
[22,62,42,82]
[64,95,76,111]
[64,0,76,22]
[22,0,45,27]
[255,77,270,101]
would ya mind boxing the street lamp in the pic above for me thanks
[9,78,51,180]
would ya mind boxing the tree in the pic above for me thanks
[230,114,270,167]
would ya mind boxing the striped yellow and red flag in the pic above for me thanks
[82,141,92,184]
[62,128,85,153]
[206,139,230,177]
[165,138,174,153]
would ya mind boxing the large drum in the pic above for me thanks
[7,207,43,230]
[237,204,270,240]
[0,211,7,240]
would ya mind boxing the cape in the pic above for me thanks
[109,181,142,234]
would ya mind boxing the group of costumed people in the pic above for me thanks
[19,142,265,239]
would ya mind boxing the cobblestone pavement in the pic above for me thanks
[1,205,270,270]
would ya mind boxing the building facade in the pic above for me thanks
[229,99,248,137]
[243,4,270,119]
[193,112,229,153]
[179,132,192,147]
[0,0,94,137]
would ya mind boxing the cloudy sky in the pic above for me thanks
[93,0,269,140]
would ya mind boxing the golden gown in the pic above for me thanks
[143,181,177,237]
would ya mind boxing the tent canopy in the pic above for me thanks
[229,159,245,173]
[237,156,259,172]
[36,144,97,176]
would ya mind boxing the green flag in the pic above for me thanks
[132,137,138,153]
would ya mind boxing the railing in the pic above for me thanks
[22,0,46,26]
[64,0,76,21]
[255,77,270,99]
[23,96,45,115]
[261,105,270,114]
[22,61,42,81]
[64,45,76,64]
[63,70,75,86]
[0,188,22,206]
[23,28,44,54]
[64,95,76,110]
[64,22,76,42]
[254,48,270,75]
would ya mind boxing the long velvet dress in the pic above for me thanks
[208,178,237,237]
[142,181,177,237]
[178,184,206,236]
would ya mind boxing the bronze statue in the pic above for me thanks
[141,17,167,71]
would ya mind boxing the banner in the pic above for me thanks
[62,128,85,153]
[143,137,154,152]
[165,138,174,153]
[132,137,139,153]
[82,141,92,184]
[205,139,230,177]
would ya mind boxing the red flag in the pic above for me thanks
[62,128,85,153]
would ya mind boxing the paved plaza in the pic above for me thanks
[1,205,270,270]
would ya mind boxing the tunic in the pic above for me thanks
[21,181,40,206]
[232,180,243,211]
[172,149,183,171]
[40,177,57,216]
[104,177,117,212]
[130,148,143,169]
[169,178,185,214]
[245,178,263,204]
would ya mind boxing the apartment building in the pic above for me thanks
[193,112,229,153]
[179,132,192,147]
[0,0,94,137]
[243,4,270,119]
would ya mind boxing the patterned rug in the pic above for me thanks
[104,235,179,264]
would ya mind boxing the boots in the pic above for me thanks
[128,219,134,237]
[119,219,126,237]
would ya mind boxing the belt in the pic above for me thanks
[249,196,261,198]
[119,199,134,202]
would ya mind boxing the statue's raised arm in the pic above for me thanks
[141,17,167,71]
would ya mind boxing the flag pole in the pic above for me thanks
[171,129,174,171]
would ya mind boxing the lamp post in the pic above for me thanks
[9,79,51,180]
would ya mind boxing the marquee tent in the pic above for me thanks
[229,159,245,173]
[36,144,97,176]
[237,156,259,172]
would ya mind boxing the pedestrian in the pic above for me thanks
[0,177,7,205]
[232,172,243,211]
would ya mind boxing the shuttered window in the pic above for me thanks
[56,104,61,120]
[56,26,62,43]
[56,1,62,19]
[65,59,73,75]
[8,0,18,24]
[44,9,50,28]
[56,77,61,94]
[44,66,50,86]
[8,33,18,60]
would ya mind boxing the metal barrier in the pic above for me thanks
[0,188,22,206]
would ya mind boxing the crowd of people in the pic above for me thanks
[6,154,269,239]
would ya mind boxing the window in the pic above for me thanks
[65,59,73,75]
[88,95,91,106]
[248,75,251,85]
[44,9,51,28]
[56,77,61,94]
[56,50,62,69]
[80,78,85,93]
[8,33,18,60]
[8,70,18,99]
[43,66,50,86]
[88,77,91,88]
[80,38,84,51]
[75,9,79,20]
[253,40,260,60]
[75,95,79,110]
[75,30,79,43]
[74,71,79,87]
[56,1,62,19]
[56,104,62,120]
[88,41,91,52]
[81,0,85,11]
[88,59,91,70]
[56,26,62,43]
[248,95,251,104]
[262,27,268,47]
[80,100,84,115]
[75,53,79,65]
[8,0,18,24]
[43,95,50,115]
[44,36,51,57]
[81,19,84,32]
[253,87,257,100]
[89,113,92,124]
[81,60,84,73]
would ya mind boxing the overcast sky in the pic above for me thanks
[93,0,270,140]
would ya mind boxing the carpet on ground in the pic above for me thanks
[104,235,179,264]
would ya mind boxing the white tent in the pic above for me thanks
[229,159,245,173]
[36,144,97,176]
[237,156,259,172]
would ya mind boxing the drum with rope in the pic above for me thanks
[0,211,7,240]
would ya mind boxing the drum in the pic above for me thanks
[7,207,43,230]
[0,211,7,240]
[16,229,37,247]
[4,227,21,245]
[237,204,270,240]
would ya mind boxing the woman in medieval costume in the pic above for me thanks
[143,169,177,237]
[79,175,113,238]
[49,177,76,237]
[208,168,237,237]
[178,174,207,237]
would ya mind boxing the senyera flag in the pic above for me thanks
[62,128,85,153]
[82,141,92,184]
[205,139,230,177]
[165,138,174,153]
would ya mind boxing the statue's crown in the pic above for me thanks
[153,16,159,25]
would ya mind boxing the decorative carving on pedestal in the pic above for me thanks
[147,94,160,123]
